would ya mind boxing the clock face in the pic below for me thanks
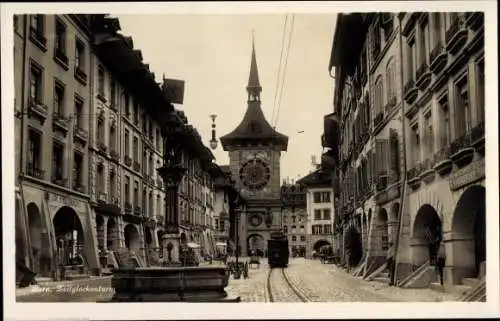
[239,158,271,191]
[249,214,263,227]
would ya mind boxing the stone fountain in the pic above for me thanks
[109,111,239,302]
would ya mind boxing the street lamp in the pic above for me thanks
[209,114,218,150]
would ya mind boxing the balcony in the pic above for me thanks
[433,145,453,176]
[73,125,88,144]
[449,133,475,168]
[74,67,87,85]
[52,113,69,134]
[73,182,86,194]
[28,99,48,123]
[97,191,108,203]
[122,202,132,215]
[109,149,119,163]
[52,177,68,188]
[133,161,141,172]
[26,166,44,180]
[29,27,47,52]
[470,121,485,156]
[418,158,436,184]
[407,164,422,190]
[53,48,69,70]
[445,15,469,55]
[415,62,432,91]
[124,155,132,166]
[429,42,448,75]
[97,142,108,156]
[134,206,142,216]
[465,12,484,31]
[374,112,384,128]
[384,96,397,113]
[403,79,419,104]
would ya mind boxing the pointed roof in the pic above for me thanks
[297,169,332,188]
[220,34,288,151]
[247,32,261,90]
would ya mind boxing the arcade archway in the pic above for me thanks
[124,224,140,253]
[313,240,331,252]
[27,203,43,273]
[53,206,85,266]
[412,204,442,266]
[247,234,265,257]
[106,217,118,250]
[451,185,486,278]
[344,225,363,267]
[145,227,153,247]
[377,208,389,251]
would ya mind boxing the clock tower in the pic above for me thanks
[220,35,288,257]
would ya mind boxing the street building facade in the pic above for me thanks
[280,182,307,257]
[220,38,288,257]
[15,14,225,282]
[328,12,485,287]
[297,170,336,259]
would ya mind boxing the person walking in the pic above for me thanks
[386,242,396,286]
[436,242,446,286]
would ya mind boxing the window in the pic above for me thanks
[419,18,429,66]
[215,218,219,231]
[411,122,420,165]
[124,93,130,117]
[433,13,443,46]
[313,192,321,203]
[73,152,83,187]
[149,192,154,215]
[97,165,104,194]
[300,236,306,242]
[454,74,471,137]
[30,15,44,34]
[143,189,147,214]
[52,142,64,181]
[133,137,139,162]
[156,129,161,150]
[27,129,42,175]
[323,209,331,220]
[386,59,396,101]
[291,236,297,242]
[318,225,323,234]
[156,195,161,216]
[300,225,305,232]
[134,181,139,207]
[124,129,130,156]
[314,209,321,220]
[110,77,116,107]
[98,66,105,97]
[374,76,384,115]
[55,18,66,54]
[406,37,416,81]
[109,170,116,201]
[97,117,104,144]
[322,192,331,203]
[133,100,139,124]
[438,93,451,148]
[30,64,43,102]
[219,220,225,232]
[291,215,296,223]
[75,39,85,70]
[109,124,116,151]
[149,155,154,177]
[284,226,288,233]
[291,225,296,233]
[424,110,434,156]
[124,176,130,203]
[74,96,83,129]
[476,59,485,124]
[53,81,65,115]
[324,224,332,234]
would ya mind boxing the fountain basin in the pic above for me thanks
[108,266,240,302]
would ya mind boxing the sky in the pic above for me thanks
[117,14,337,182]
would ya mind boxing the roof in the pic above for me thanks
[297,169,332,188]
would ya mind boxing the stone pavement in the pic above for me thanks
[285,258,461,302]
[225,261,268,302]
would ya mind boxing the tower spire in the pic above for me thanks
[247,30,262,101]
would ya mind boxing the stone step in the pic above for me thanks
[462,277,479,287]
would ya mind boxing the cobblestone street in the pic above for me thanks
[16,258,462,302]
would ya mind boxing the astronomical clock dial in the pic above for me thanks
[248,213,263,227]
[239,158,271,191]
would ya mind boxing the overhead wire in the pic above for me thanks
[271,14,289,127]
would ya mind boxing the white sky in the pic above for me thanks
[117,14,337,182]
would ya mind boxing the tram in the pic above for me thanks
[267,231,289,268]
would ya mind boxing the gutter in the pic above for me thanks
[392,15,409,286]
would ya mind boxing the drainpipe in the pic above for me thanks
[392,14,409,286]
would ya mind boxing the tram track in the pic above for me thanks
[266,267,310,302]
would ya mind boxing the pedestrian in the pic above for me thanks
[436,242,446,286]
[345,248,351,273]
[386,242,395,286]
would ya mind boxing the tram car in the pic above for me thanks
[267,231,289,268]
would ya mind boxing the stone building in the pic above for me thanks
[280,182,307,257]
[297,170,336,259]
[14,14,100,280]
[328,12,485,287]
[220,37,288,257]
